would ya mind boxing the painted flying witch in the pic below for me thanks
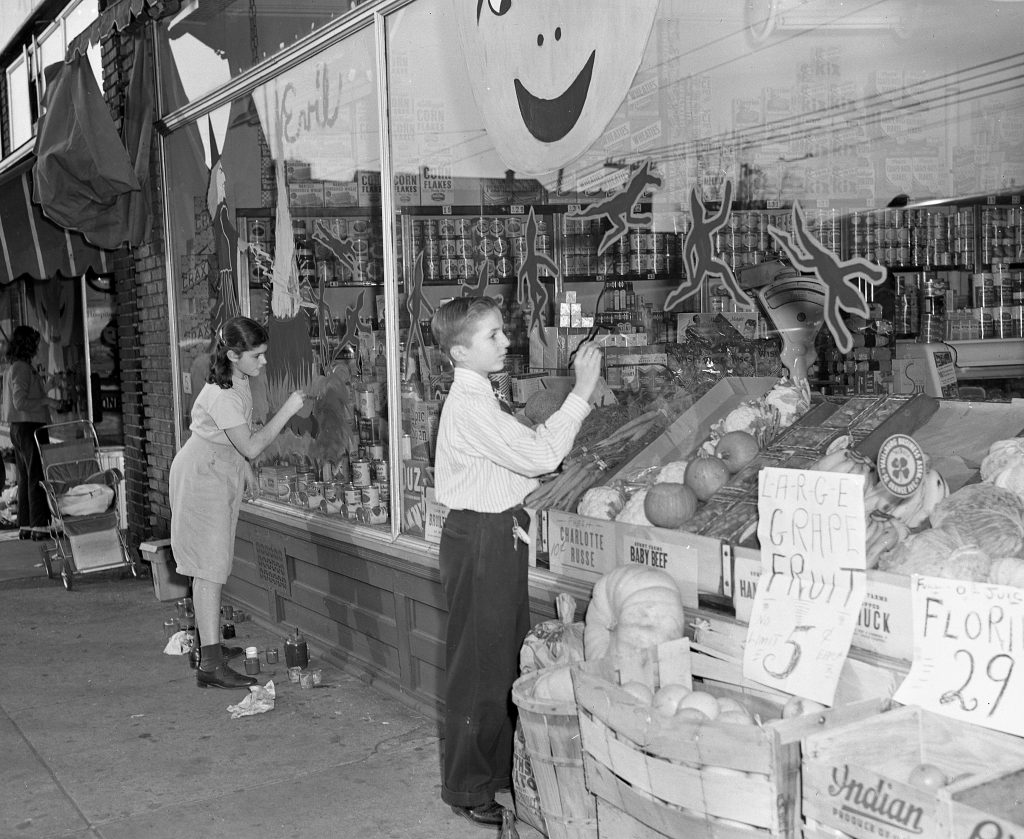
[768,201,887,355]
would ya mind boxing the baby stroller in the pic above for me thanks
[35,420,140,590]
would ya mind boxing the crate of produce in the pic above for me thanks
[571,639,887,838]
[512,665,598,839]
[802,705,1024,839]
[942,764,1024,838]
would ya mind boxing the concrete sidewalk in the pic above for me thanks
[0,532,542,839]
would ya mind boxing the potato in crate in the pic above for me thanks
[802,705,1024,839]
[571,639,887,839]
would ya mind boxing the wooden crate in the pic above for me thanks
[942,764,1024,839]
[803,706,1024,839]
[572,640,887,838]
[512,666,598,839]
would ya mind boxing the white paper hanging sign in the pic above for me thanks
[743,467,867,705]
[894,575,1024,737]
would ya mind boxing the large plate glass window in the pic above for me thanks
[384,0,1024,540]
[164,29,388,529]
[157,0,361,109]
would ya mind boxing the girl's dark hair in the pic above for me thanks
[208,316,269,388]
[6,325,41,362]
[430,296,501,358]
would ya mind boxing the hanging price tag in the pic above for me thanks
[895,575,1024,737]
[743,467,867,705]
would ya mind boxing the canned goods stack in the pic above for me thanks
[247,219,274,284]
[293,220,317,285]
[918,275,947,343]
[981,206,1023,266]
[893,273,919,339]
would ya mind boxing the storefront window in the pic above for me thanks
[384,0,1024,539]
[158,0,361,108]
[165,29,388,528]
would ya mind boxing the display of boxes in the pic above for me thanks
[802,706,1024,839]
[322,180,359,207]
[287,182,324,208]
[258,464,295,501]
[572,639,887,838]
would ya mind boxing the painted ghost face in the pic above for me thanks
[454,0,660,177]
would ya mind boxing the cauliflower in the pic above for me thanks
[981,438,1024,482]
[654,460,690,484]
[715,402,769,436]
[577,486,626,520]
[615,489,651,525]
[765,375,811,428]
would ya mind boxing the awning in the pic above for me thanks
[67,0,174,58]
[0,155,114,284]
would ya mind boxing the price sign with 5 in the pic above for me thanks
[894,575,1024,737]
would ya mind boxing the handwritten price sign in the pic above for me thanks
[743,467,867,704]
[895,575,1024,737]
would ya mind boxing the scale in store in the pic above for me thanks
[740,262,826,383]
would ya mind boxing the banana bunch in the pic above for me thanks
[884,468,948,529]
[811,446,875,479]
[865,512,910,569]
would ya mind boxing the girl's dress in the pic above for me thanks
[169,375,251,584]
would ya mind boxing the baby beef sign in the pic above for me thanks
[452,0,660,176]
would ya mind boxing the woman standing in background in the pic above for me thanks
[2,326,59,540]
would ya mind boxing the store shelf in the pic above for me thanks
[947,338,1024,379]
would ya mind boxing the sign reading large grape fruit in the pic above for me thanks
[744,467,867,704]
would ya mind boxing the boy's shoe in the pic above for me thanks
[450,801,505,826]
[197,663,257,689]
[220,644,244,659]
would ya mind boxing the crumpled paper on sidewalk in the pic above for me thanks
[227,681,276,719]
[163,630,192,655]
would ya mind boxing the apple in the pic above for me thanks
[781,695,828,719]
[652,683,692,716]
[907,763,948,790]
[684,456,731,502]
[716,696,750,716]
[715,430,760,473]
[676,690,720,720]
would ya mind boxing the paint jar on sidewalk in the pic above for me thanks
[244,647,260,675]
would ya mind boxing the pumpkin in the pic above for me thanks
[584,565,685,661]
[989,556,1024,588]
[643,482,698,529]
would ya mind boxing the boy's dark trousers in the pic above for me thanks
[438,507,531,808]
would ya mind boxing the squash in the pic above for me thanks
[643,482,698,529]
[584,565,685,661]
[988,556,1024,588]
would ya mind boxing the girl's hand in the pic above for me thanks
[570,341,602,402]
[243,462,258,500]
[284,389,307,416]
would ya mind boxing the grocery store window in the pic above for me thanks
[384,0,1024,538]
[164,27,389,529]
[158,0,368,109]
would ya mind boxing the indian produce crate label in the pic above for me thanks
[743,467,867,705]
[895,576,1024,737]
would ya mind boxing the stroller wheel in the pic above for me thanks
[61,567,73,590]
[40,545,55,580]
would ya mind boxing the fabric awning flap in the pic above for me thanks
[0,155,114,284]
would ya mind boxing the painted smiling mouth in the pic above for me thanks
[514,50,595,144]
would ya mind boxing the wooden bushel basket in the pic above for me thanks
[512,666,598,839]
[572,639,889,839]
